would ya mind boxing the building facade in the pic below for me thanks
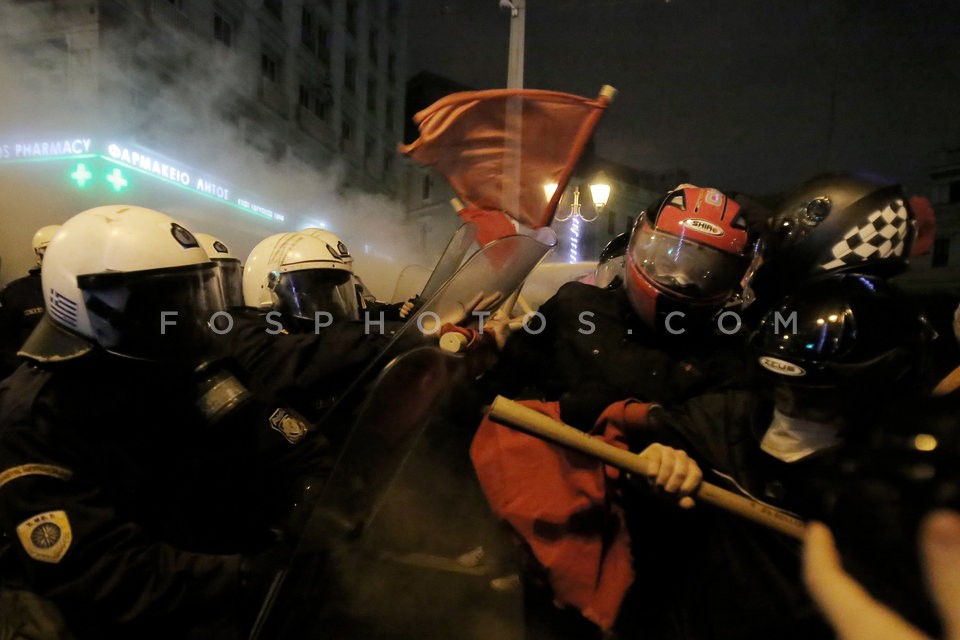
[1,0,408,195]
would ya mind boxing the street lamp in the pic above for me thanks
[548,173,612,222]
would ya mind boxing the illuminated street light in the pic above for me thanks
[548,174,612,222]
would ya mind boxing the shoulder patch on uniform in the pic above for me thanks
[0,464,73,490]
[269,408,308,444]
[17,510,73,564]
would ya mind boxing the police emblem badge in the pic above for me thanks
[17,510,73,564]
[269,408,309,444]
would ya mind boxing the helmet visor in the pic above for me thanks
[79,264,224,362]
[629,225,747,300]
[274,269,359,322]
[594,255,625,289]
[216,258,244,309]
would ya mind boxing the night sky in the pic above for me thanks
[408,0,960,196]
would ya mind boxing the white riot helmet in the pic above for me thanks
[20,205,223,363]
[32,225,61,266]
[195,232,244,308]
[299,228,355,266]
[242,230,358,322]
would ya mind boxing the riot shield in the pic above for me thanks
[315,229,557,441]
[253,346,524,639]
[407,229,557,336]
[250,232,556,638]
[418,221,479,302]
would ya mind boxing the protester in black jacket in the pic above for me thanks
[485,185,757,429]
[614,273,933,640]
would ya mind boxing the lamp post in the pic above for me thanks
[544,174,613,263]
[500,0,526,88]
[545,173,612,222]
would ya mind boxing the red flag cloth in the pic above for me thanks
[457,206,519,247]
[399,88,613,228]
[470,399,653,631]
[909,195,936,257]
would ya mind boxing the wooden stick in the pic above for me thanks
[516,294,535,316]
[488,396,806,540]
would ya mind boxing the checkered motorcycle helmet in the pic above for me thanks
[743,174,915,312]
[750,273,929,390]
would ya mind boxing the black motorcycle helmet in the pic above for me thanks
[594,232,629,289]
[810,392,960,637]
[749,273,930,422]
[743,173,915,314]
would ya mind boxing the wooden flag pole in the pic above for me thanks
[488,395,806,540]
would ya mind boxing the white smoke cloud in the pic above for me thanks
[0,1,443,299]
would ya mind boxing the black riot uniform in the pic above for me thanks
[484,281,749,429]
[0,353,333,639]
[0,269,44,378]
[221,308,416,433]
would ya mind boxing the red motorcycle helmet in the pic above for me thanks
[625,185,752,328]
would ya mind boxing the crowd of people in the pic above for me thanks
[0,173,956,639]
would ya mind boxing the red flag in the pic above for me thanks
[456,206,518,246]
[909,195,936,257]
[470,399,653,631]
[399,87,615,228]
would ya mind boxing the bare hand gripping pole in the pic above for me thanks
[488,395,806,540]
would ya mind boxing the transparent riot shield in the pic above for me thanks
[316,230,557,440]
[418,221,479,302]
[250,232,556,638]
[252,346,524,639]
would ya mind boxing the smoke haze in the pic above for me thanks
[0,1,450,299]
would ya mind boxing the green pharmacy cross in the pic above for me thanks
[70,163,93,188]
[106,168,129,192]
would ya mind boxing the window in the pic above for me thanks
[264,0,282,19]
[261,50,280,82]
[301,7,315,51]
[167,0,184,11]
[950,180,960,204]
[367,78,376,112]
[299,82,331,119]
[933,236,950,267]
[344,54,356,91]
[387,53,396,82]
[341,118,352,143]
[421,174,432,201]
[388,0,399,33]
[368,28,378,62]
[346,0,358,35]
[385,98,394,127]
[213,13,233,47]
[317,23,330,63]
